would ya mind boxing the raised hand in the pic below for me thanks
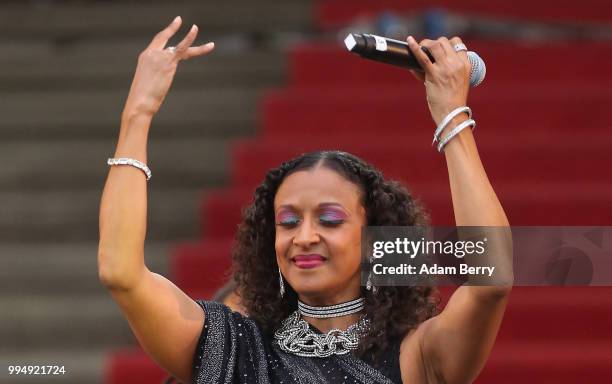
[123,16,215,119]
[406,36,471,126]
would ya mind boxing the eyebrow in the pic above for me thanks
[276,202,347,211]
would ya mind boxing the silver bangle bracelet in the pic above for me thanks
[437,119,476,153]
[107,157,152,180]
[432,106,472,145]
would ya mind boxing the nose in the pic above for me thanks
[292,217,320,247]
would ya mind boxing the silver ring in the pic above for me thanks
[454,43,467,52]
[166,46,176,53]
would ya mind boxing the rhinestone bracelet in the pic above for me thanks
[107,157,152,180]
[437,118,476,153]
[432,106,472,145]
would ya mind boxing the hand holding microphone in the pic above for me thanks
[345,33,479,130]
[344,33,486,87]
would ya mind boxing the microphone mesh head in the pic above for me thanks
[467,51,486,87]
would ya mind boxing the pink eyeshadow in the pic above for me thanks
[276,210,297,223]
[321,208,348,221]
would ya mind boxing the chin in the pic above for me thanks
[286,269,333,295]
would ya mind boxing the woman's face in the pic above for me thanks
[274,166,366,303]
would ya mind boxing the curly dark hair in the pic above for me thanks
[232,150,439,364]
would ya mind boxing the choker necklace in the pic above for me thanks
[274,311,370,358]
[298,297,365,319]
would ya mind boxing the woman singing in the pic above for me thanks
[98,16,511,384]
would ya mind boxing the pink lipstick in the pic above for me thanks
[293,254,326,269]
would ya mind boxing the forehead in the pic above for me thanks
[274,166,362,210]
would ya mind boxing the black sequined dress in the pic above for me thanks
[191,300,403,384]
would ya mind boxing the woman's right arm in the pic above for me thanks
[97,16,215,383]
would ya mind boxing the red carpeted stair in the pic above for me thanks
[288,41,612,86]
[105,15,612,384]
[315,0,612,29]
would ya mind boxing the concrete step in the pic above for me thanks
[0,88,260,139]
[0,242,170,296]
[0,2,312,38]
[0,2,304,383]
[0,34,290,62]
[0,348,107,384]
[0,294,137,351]
[0,41,286,91]
[0,137,231,189]
[0,187,217,242]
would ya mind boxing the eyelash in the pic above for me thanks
[277,217,344,227]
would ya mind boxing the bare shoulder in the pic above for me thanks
[399,317,441,384]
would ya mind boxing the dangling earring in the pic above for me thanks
[366,271,373,291]
[278,266,285,298]
[366,258,377,292]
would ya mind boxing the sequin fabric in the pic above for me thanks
[192,300,402,384]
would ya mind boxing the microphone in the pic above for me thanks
[344,33,486,87]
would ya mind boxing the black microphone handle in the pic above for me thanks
[348,33,435,72]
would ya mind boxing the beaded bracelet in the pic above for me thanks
[437,119,476,153]
[107,157,152,180]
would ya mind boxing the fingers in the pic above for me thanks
[437,36,455,57]
[407,36,470,70]
[449,36,469,61]
[149,16,182,50]
[147,18,215,61]
[437,36,469,72]
[449,36,465,48]
[448,36,471,78]
[174,24,199,56]
[407,36,434,73]
[419,38,447,62]
[183,42,215,60]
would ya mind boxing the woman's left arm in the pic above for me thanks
[404,36,512,384]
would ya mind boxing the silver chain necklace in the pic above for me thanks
[274,310,370,358]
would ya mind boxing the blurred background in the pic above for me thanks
[0,0,611,383]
